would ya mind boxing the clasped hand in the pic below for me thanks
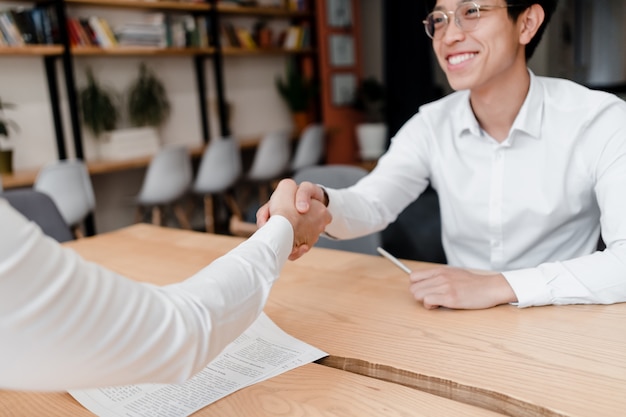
[263,180,331,260]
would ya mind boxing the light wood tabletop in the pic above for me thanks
[2,224,624,416]
[265,246,626,417]
[0,224,502,417]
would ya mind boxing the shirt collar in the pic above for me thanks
[456,69,544,141]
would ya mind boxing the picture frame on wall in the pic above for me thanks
[326,0,352,28]
[329,34,355,67]
[331,73,357,106]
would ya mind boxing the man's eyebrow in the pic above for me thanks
[432,0,472,12]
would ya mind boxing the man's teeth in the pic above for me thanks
[448,53,476,65]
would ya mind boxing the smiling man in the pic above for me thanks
[259,0,626,310]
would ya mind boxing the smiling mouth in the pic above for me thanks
[447,53,477,66]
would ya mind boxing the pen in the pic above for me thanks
[376,246,412,275]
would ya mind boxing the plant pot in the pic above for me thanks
[356,123,387,161]
[98,127,161,161]
[292,111,310,136]
[0,149,13,174]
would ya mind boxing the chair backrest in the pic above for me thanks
[247,130,291,182]
[1,189,74,242]
[137,145,192,206]
[292,164,381,255]
[193,137,242,194]
[290,123,325,172]
[34,159,96,227]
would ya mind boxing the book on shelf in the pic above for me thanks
[114,13,167,48]
[10,9,39,44]
[220,20,240,48]
[0,6,59,46]
[235,27,256,49]
[0,11,25,46]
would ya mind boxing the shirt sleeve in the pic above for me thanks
[324,118,431,239]
[503,99,626,308]
[0,199,293,391]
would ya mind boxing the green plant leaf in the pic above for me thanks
[78,68,119,138]
[127,62,170,128]
[275,58,315,113]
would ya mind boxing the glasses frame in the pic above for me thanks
[422,2,525,40]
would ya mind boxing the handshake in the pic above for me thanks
[256,179,331,260]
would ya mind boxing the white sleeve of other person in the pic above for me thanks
[0,198,292,391]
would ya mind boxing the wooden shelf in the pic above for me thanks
[222,47,314,56]
[0,45,64,56]
[1,145,207,190]
[64,0,212,12]
[217,4,311,18]
[72,46,216,56]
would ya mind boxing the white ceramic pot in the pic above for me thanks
[356,123,387,161]
[98,127,161,161]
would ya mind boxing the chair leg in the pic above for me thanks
[72,224,84,239]
[151,206,162,226]
[135,206,144,224]
[173,203,191,230]
[203,194,215,233]
[224,190,243,220]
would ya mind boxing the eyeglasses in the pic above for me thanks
[422,2,524,40]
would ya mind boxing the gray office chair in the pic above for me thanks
[246,130,291,205]
[192,137,243,233]
[34,159,96,239]
[290,123,325,173]
[292,164,381,255]
[2,189,74,242]
[135,145,193,229]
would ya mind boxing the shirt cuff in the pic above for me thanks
[502,268,553,308]
[250,215,294,266]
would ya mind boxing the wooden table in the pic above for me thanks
[2,225,625,416]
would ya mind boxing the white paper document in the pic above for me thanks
[69,313,327,417]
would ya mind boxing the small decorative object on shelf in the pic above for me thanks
[0,96,18,174]
[88,62,169,161]
[353,77,387,161]
[78,67,119,139]
[127,62,171,129]
[275,57,315,134]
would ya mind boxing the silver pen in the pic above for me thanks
[376,247,412,275]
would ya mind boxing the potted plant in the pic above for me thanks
[127,62,171,129]
[0,97,19,174]
[79,67,123,159]
[94,62,170,160]
[353,77,387,161]
[78,64,167,161]
[275,57,315,134]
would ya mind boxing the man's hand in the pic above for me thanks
[257,181,326,228]
[408,267,517,309]
[266,179,331,260]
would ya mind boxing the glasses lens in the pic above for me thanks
[456,2,481,32]
[424,11,448,39]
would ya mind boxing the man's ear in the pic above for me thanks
[518,4,545,46]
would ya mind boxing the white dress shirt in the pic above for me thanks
[0,198,293,391]
[325,72,626,308]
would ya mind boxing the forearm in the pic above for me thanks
[503,245,626,307]
[0,205,293,391]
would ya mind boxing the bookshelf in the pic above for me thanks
[0,1,69,160]
[1,0,321,160]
